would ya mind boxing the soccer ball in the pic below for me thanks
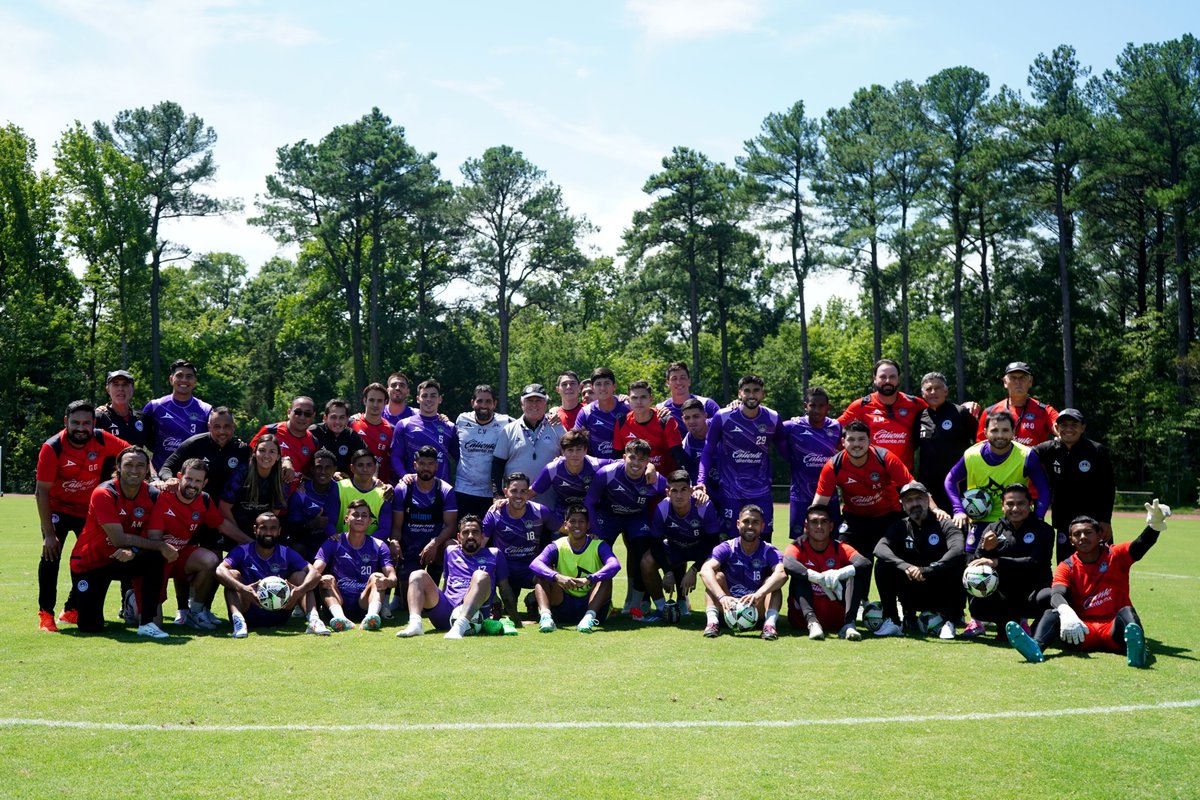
[450,605,484,635]
[663,600,681,624]
[963,563,1000,598]
[862,601,885,633]
[723,601,759,632]
[918,610,946,635]
[256,576,291,611]
[962,488,993,520]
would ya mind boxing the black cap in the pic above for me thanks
[520,383,549,400]
[1057,408,1084,423]
[899,480,930,497]
[105,370,134,384]
[1004,362,1033,376]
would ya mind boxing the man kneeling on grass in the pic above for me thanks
[312,500,397,632]
[530,504,621,633]
[699,504,786,640]
[216,512,326,638]
[1007,501,1169,667]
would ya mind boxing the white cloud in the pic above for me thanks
[788,10,908,49]
[626,0,766,42]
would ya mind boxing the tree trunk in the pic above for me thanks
[368,212,382,383]
[1135,200,1148,317]
[1154,209,1166,314]
[869,229,882,362]
[347,275,366,393]
[952,204,966,402]
[150,245,162,394]
[1056,178,1075,409]
[716,247,730,402]
[687,241,701,384]
[1176,203,1192,397]
[899,204,910,393]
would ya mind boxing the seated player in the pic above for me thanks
[783,504,871,641]
[530,505,621,633]
[336,449,393,538]
[699,504,786,640]
[68,447,171,638]
[284,448,340,559]
[530,429,607,520]
[390,445,457,592]
[1007,502,1169,667]
[643,469,721,621]
[482,472,558,617]
[873,481,966,639]
[216,512,327,638]
[962,483,1054,639]
[312,500,397,631]
[396,515,518,639]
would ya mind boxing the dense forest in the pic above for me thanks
[2,38,1197,501]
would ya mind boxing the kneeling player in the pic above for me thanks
[531,505,621,633]
[643,470,721,621]
[783,504,870,640]
[216,512,326,638]
[396,515,518,639]
[699,505,786,640]
[312,500,397,631]
[1008,502,1168,667]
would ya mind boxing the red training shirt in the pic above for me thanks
[976,397,1058,447]
[1052,541,1135,623]
[36,430,131,516]
[613,411,684,473]
[147,490,224,549]
[815,447,913,517]
[70,480,158,572]
[837,391,927,469]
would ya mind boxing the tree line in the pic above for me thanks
[1,37,1197,501]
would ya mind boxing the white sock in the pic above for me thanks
[706,605,719,625]
[307,607,320,624]
[765,608,779,627]
[408,615,424,628]
[580,610,597,625]
[367,598,382,617]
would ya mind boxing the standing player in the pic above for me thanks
[696,374,785,541]
[531,505,622,633]
[390,446,458,591]
[657,361,720,426]
[309,398,359,473]
[312,500,397,631]
[699,505,786,639]
[678,398,710,480]
[915,371,979,512]
[349,383,394,482]
[838,359,927,470]
[68,447,171,638]
[390,378,458,483]
[94,369,155,470]
[493,384,565,506]
[454,384,512,520]
[250,396,319,488]
[1034,408,1116,561]
[612,380,686,473]
[383,372,415,426]
[778,387,843,536]
[645,470,722,620]
[142,359,212,471]
[482,472,558,615]
[573,367,630,459]
[1007,502,1169,667]
[579,379,595,406]
[159,407,250,502]
[285,448,341,558]
[976,361,1058,446]
[783,504,870,640]
[336,449,393,538]
[34,400,130,631]
[550,371,584,429]
[530,429,605,520]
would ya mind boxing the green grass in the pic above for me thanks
[0,495,1197,799]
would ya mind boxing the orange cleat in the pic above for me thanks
[38,610,59,632]
[57,609,79,625]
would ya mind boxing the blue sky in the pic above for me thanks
[1,1,1194,309]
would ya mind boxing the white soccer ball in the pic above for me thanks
[256,576,292,611]
[862,601,885,633]
[918,610,945,635]
[962,488,993,520]
[963,563,1000,598]
[723,601,759,632]
[450,605,484,635]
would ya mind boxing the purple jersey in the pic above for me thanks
[441,543,509,608]
[651,497,722,551]
[382,405,415,427]
[697,406,782,497]
[390,414,459,482]
[395,479,457,557]
[222,542,309,583]
[573,399,630,459]
[286,479,340,539]
[482,501,559,567]
[779,417,842,503]
[142,395,214,470]
[657,394,720,426]
[316,534,392,594]
[584,461,667,520]
[709,538,781,595]
[531,455,609,517]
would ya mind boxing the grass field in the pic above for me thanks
[1,495,1197,799]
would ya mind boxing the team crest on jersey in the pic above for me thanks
[928,533,940,546]
[76,579,89,592]
[192,511,200,521]
[899,408,908,416]
[1099,562,1108,573]
[757,425,767,433]
[302,447,310,456]
[360,553,372,563]
[134,507,146,519]
[1078,460,1091,473]
[379,434,387,442]
[941,419,953,430]
[269,562,283,572]
[338,445,348,455]
[751,559,763,568]
[825,558,836,568]
[87,451,98,461]
[135,420,143,431]
[967,533,976,546]
[690,519,700,528]
[1023,531,1035,544]
[870,472,880,482]
[1025,413,1035,421]
[1058,532,1067,543]
[224,456,238,469]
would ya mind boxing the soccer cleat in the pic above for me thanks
[291,606,305,619]
[445,616,472,640]
[230,617,248,639]
[196,608,224,627]
[121,589,139,625]
[641,610,664,623]
[379,604,393,620]
[37,610,59,632]
[136,622,169,639]
[499,616,519,635]
[807,620,825,640]
[173,609,188,626]
[182,610,216,631]
[306,619,331,636]
[938,620,956,640]
[57,608,78,625]
[703,621,721,638]
[873,618,904,637]
[539,614,557,633]
[628,607,645,622]
[761,623,779,641]
[1006,621,1044,663]
[961,620,986,638]
[839,623,862,641]
[330,616,355,633]
[577,616,600,633]
[396,620,423,638]
[1125,622,1147,668]
[361,614,382,631]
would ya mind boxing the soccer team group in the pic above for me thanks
[34,357,1169,664]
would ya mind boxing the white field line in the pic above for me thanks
[0,699,1196,734]
[1137,571,1200,580]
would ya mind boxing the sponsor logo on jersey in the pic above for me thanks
[166,508,176,517]
[802,452,830,467]
[65,459,78,467]
[119,508,128,516]
[873,429,908,443]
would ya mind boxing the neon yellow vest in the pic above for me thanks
[963,441,1030,523]
[553,536,604,597]
[337,478,387,536]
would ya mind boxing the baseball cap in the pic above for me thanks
[1057,408,1084,423]
[1004,362,1033,376]
[521,383,549,400]
[105,370,134,384]
[898,480,930,497]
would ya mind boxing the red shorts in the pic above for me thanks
[153,545,201,603]
[1080,619,1121,652]
[787,594,845,632]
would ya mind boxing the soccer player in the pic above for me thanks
[390,378,458,483]
[216,512,327,637]
[915,371,979,512]
[946,410,1051,555]
[573,367,630,459]
[142,359,213,471]
[251,396,319,488]
[657,361,720,426]
[779,386,843,536]
[493,384,565,504]
[612,379,685,473]
[645,470,722,621]
[1007,502,1169,668]
[158,406,250,501]
[34,400,130,631]
[696,374,784,541]
[699,505,786,639]
[390,445,458,590]
[68,447,171,638]
[975,361,1059,446]
[285,448,340,558]
[312,500,397,631]
[94,369,155,468]
[550,371,584,429]
[146,458,231,629]
[336,449,393,538]
[483,472,558,613]
[383,372,415,426]
[838,359,928,470]
[396,515,519,639]
[579,379,594,405]
[530,429,606,520]
[349,382,395,482]
[309,398,360,473]
[873,481,965,638]
[963,483,1054,639]
[454,384,512,519]
[678,397,710,480]
[531,505,621,633]
[1034,408,1116,561]
[783,504,870,640]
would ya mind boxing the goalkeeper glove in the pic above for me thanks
[1058,605,1087,646]
[1145,499,1172,532]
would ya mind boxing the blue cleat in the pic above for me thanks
[1006,621,1044,663]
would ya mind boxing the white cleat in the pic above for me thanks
[306,619,331,636]
[136,622,169,639]
[939,620,956,640]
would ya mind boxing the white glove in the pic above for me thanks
[806,568,827,587]
[1145,499,1172,532]
[830,566,856,601]
[1058,605,1086,646]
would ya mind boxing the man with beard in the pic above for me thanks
[390,446,458,591]
[142,359,213,472]
[783,504,871,641]
[482,472,558,617]
[35,400,130,631]
[383,372,415,426]
[390,379,458,483]
[313,500,397,631]
[251,396,319,489]
[645,469,721,622]
[1034,408,1116,561]
[309,399,359,473]
[217,511,327,637]
[454,384,512,519]
[285,449,341,558]
[699,505,786,639]
[838,359,927,471]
